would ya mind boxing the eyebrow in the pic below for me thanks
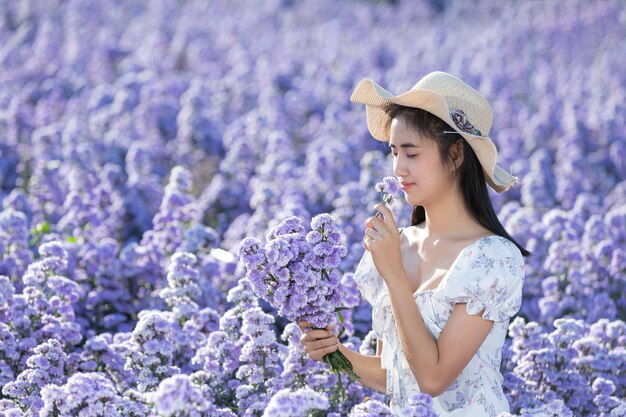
[389,143,422,149]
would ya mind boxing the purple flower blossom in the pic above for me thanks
[504,316,626,415]
[2,339,66,415]
[39,372,126,417]
[0,209,33,280]
[150,373,236,417]
[374,176,402,206]
[159,251,201,314]
[236,307,283,416]
[400,392,438,417]
[267,216,306,240]
[348,399,394,416]
[125,311,178,392]
[497,398,574,417]
[262,387,329,417]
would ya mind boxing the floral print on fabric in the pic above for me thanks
[352,234,525,416]
[449,108,482,136]
[445,238,525,323]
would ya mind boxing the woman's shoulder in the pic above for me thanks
[462,234,524,267]
[442,234,525,323]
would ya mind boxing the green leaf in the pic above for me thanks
[337,312,346,339]
[338,325,346,339]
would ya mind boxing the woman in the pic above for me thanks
[299,71,530,416]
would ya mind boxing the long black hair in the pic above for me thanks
[382,103,531,257]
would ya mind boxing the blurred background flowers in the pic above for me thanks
[0,0,624,415]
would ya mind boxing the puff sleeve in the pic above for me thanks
[351,249,385,306]
[442,236,525,323]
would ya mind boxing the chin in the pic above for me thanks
[407,199,422,206]
[404,194,422,206]
[404,189,428,207]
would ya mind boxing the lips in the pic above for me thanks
[400,181,414,191]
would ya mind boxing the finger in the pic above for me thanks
[365,215,385,227]
[307,336,338,352]
[363,234,377,249]
[301,333,327,346]
[301,328,333,342]
[364,218,378,232]
[364,228,381,241]
[373,203,397,228]
[309,343,339,361]
[298,321,312,332]
[302,334,336,352]
[367,216,386,231]
[373,203,390,216]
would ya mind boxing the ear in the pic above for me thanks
[450,140,464,170]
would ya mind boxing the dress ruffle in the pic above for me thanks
[442,237,524,323]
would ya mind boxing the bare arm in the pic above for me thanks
[337,340,387,393]
[299,322,387,394]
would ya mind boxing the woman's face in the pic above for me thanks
[389,116,454,206]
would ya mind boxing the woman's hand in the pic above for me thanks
[298,321,339,362]
[363,203,405,283]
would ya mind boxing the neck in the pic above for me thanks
[422,186,476,241]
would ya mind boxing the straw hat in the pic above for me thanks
[350,71,518,193]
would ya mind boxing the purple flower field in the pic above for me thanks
[0,0,625,415]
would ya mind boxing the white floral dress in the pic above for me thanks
[352,232,525,416]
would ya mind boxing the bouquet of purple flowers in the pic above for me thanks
[238,213,358,400]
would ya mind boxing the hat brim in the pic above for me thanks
[350,78,518,193]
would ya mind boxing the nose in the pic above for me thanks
[393,154,408,178]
